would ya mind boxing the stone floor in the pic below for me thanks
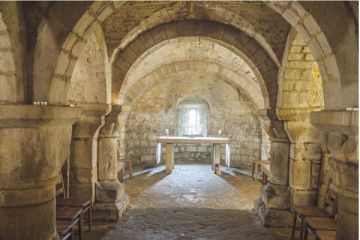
[87,164,293,240]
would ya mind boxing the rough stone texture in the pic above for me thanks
[277,32,325,207]
[68,32,109,104]
[0,3,26,103]
[69,104,111,202]
[0,2,357,239]
[120,37,259,100]
[300,1,358,107]
[281,34,324,109]
[310,110,358,240]
[112,20,279,108]
[122,72,262,171]
[93,193,130,222]
[103,2,290,62]
[0,105,81,240]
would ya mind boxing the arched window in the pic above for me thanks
[188,108,200,135]
[178,96,210,136]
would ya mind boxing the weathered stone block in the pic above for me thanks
[95,181,125,203]
[291,189,317,206]
[290,160,311,189]
[98,138,118,181]
[270,141,289,185]
[288,53,304,61]
[261,184,291,209]
[93,193,130,222]
[337,195,358,240]
[254,197,293,227]
[285,69,302,79]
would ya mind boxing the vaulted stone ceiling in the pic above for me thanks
[102,1,291,64]
[120,37,262,105]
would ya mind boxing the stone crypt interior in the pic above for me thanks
[0,1,358,240]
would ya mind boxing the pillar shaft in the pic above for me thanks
[166,143,174,174]
[213,143,221,175]
[255,110,293,227]
[95,105,129,221]
[98,105,121,182]
[70,104,110,202]
[0,105,80,240]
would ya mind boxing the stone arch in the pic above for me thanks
[112,20,277,108]
[118,60,270,170]
[109,2,280,66]
[42,2,349,110]
[177,95,211,137]
[277,30,325,207]
[119,61,263,140]
[0,6,23,103]
[119,36,262,106]
[67,24,111,104]
[34,1,122,104]
[123,61,264,111]
[175,94,214,115]
[266,2,346,109]
[121,70,263,169]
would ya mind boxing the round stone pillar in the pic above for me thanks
[0,104,80,240]
[95,105,129,221]
[311,110,358,240]
[254,109,293,227]
[278,108,324,206]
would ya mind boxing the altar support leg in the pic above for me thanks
[166,143,174,174]
[213,144,221,175]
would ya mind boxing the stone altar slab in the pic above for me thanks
[156,136,231,174]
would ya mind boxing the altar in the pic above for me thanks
[156,136,231,175]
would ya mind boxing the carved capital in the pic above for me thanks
[99,104,122,138]
[72,103,111,138]
[0,104,81,198]
[277,108,312,121]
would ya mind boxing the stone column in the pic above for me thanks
[95,104,129,221]
[70,104,110,203]
[278,108,324,206]
[0,104,80,240]
[165,143,174,174]
[254,109,293,227]
[310,110,358,240]
[213,143,221,175]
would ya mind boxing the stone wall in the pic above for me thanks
[121,72,262,171]
[68,31,109,104]
[0,7,20,103]
[281,34,323,109]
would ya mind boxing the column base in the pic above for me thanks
[93,193,130,222]
[260,184,291,209]
[255,184,293,227]
[254,198,294,227]
[95,181,125,203]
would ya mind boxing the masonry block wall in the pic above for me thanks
[68,31,109,104]
[122,72,262,171]
[279,33,325,206]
